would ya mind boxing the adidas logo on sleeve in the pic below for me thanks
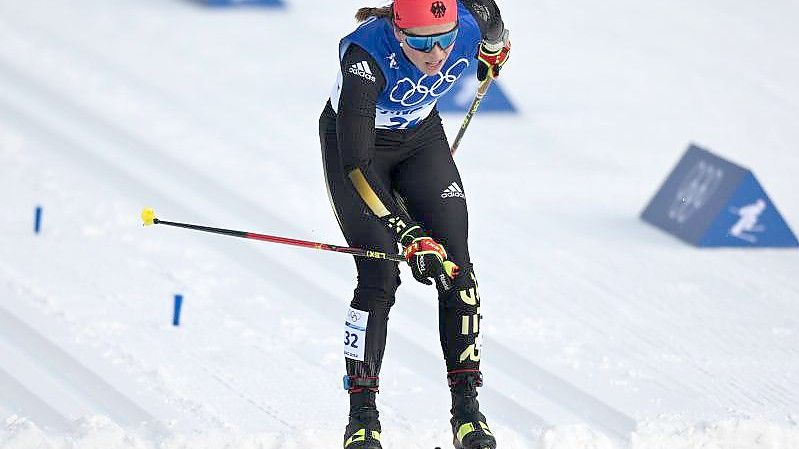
[348,60,377,82]
[441,182,466,199]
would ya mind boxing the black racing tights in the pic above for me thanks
[320,102,483,386]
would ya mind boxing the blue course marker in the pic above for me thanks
[34,206,42,234]
[173,294,183,326]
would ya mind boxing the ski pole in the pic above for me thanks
[450,77,494,156]
[140,208,405,262]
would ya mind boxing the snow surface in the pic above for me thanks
[1,0,798,447]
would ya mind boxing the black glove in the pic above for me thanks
[477,29,511,82]
[400,226,459,291]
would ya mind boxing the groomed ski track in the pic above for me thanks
[0,34,636,442]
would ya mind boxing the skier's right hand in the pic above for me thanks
[402,233,459,292]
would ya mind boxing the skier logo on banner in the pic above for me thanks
[728,199,767,244]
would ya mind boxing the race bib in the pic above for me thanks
[344,307,369,361]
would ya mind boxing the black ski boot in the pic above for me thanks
[343,379,382,449]
[448,371,496,449]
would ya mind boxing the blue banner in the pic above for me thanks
[641,144,797,248]
[437,64,516,113]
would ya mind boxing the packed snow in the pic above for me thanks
[1,0,798,448]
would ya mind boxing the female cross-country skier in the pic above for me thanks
[319,0,510,447]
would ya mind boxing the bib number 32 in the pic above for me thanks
[344,307,369,361]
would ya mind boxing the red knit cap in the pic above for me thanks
[393,0,458,29]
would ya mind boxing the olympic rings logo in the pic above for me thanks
[668,160,724,224]
[389,58,469,107]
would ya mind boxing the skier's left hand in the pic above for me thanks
[403,235,459,292]
[477,29,511,82]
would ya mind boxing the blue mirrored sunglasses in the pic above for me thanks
[399,25,459,53]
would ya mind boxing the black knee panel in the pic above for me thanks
[351,261,401,311]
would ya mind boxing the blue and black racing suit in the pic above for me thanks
[320,0,505,388]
